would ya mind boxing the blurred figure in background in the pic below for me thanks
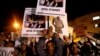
[18,43,33,56]
[70,43,80,56]
[80,42,95,56]
[0,35,6,47]
[5,41,15,47]
[63,35,70,56]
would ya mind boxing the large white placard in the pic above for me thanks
[48,14,69,38]
[21,8,49,37]
[36,0,66,16]
[0,47,14,56]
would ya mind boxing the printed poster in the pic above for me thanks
[36,0,66,16]
[21,8,49,37]
[0,47,14,56]
[48,14,69,38]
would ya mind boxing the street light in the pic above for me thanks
[13,22,19,30]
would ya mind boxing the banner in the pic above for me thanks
[36,0,66,16]
[21,8,49,37]
[0,47,14,56]
[48,14,69,37]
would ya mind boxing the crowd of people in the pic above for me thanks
[0,26,100,56]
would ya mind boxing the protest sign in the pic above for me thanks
[48,14,69,37]
[21,8,49,37]
[36,0,66,16]
[0,47,14,56]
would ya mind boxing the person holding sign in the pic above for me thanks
[52,16,64,33]
[36,26,54,56]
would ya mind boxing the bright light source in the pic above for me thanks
[13,22,19,29]
[93,16,100,20]
[95,24,98,28]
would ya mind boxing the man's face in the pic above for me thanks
[21,44,27,51]
[48,31,54,37]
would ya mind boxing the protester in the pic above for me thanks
[20,43,33,56]
[5,41,15,47]
[62,43,70,56]
[69,43,80,56]
[0,35,6,47]
[52,33,63,56]
[36,26,54,56]
[46,40,56,56]
[80,42,95,56]
[63,35,70,56]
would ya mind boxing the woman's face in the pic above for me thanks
[47,42,54,51]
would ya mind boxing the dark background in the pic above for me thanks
[0,0,100,32]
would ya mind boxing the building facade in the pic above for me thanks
[69,11,100,36]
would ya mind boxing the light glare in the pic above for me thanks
[93,16,100,20]
[95,24,98,28]
[13,22,19,29]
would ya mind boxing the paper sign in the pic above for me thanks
[36,0,66,16]
[0,47,14,56]
[48,14,69,36]
[21,8,49,37]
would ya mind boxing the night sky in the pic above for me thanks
[0,0,100,32]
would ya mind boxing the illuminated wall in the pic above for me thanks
[69,11,100,34]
